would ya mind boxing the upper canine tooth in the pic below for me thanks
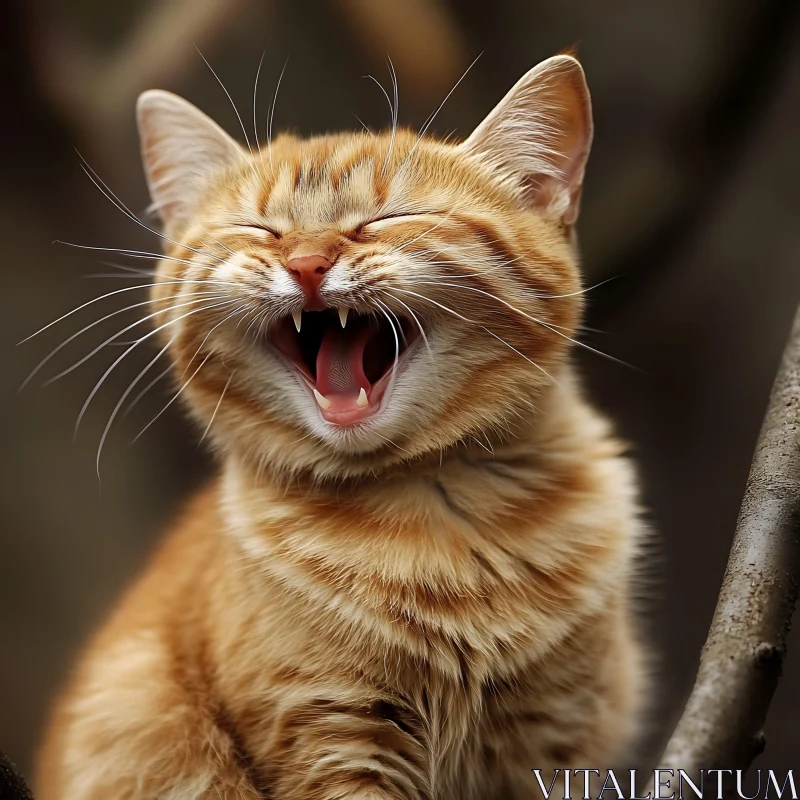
[313,389,332,410]
[292,310,302,332]
[357,387,368,408]
[338,307,349,328]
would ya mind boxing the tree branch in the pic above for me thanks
[0,751,33,800]
[652,304,800,778]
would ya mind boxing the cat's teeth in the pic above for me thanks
[338,307,349,328]
[292,310,302,332]
[357,387,368,408]
[313,389,331,410]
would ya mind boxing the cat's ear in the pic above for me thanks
[460,55,592,225]
[136,90,245,234]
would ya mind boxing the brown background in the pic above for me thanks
[1,0,798,780]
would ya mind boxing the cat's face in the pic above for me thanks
[138,56,592,478]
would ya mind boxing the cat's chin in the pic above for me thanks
[264,307,421,428]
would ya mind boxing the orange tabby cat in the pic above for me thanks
[37,55,647,799]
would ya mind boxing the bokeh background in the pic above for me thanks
[2,0,799,782]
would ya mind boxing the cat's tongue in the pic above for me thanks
[315,325,372,414]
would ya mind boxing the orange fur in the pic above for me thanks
[38,56,648,799]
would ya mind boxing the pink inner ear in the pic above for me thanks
[460,56,592,224]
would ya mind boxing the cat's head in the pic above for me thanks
[136,55,592,479]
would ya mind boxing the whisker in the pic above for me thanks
[374,300,400,394]
[244,304,271,337]
[399,52,482,170]
[252,49,267,155]
[54,240,221,271]
[20,290,226,390]
[480,327,553,381]
[76,156,224,264]
[390,205,462,255]
[199,373,233,444]
[416,281,632,367]
[372,430,413,456]
[182,305,245,376]
[83,272,155,280]
[382,56,399,174]
[533,276,620,299]
[381,291,435,366]
[134,351,213,442]
[364,73,394,128]
[268,56,290,171]
[73,299,236,439]
[196,47,255,159]
[121,364,172,419]
[19,278,234,344]
[391,287,552,380]
[352,113,372,134]
[95,336,175,478]
[49,296,236,388]
[213,238,235,256]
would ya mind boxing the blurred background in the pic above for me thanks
[1,0,799,781]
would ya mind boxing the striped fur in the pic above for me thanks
[37,56,648,799]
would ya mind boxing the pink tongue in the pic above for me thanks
[315,325,372,396]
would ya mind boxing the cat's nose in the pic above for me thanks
[285,255,332,307]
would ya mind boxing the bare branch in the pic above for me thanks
[653,304,800,777]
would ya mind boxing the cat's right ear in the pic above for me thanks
[136,90,245,236]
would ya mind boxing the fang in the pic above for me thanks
[313,388,332,410]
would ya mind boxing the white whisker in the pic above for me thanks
[416,281,631,367]
[19,276,237,345]
[20,290,226,390]
[381,292,435,366]
[399,53,482,169]
[182,305,245,376]
[382,56,399,173]
[51,297,236,389]
[134,351,213,442]
[196,47,255,160]
[76,156,224,264]
[121,364,173,419]
[199,373,233,444]
[374,300,400,395]
[391,287,552,380]
[95,336,176,478]
[73,299,236,442]
[268,56,290,171]
[252,50,266,156]
[54,240,220,271]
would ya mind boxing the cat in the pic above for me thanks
[36,54,647,800]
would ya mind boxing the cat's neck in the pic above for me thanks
[220,369,612,545]
[213,371,629,677]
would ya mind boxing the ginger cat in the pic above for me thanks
[37,55,646,799]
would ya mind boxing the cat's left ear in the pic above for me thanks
[136,90,246,235]
[460,55,592,225]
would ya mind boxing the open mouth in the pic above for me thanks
[268,307,420,425]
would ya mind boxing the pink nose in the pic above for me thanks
[285,255,332,304]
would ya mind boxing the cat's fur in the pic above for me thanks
[37,56,647,799]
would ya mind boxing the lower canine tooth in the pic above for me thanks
[357,387,368,408]
[292,310,302,332]
[313,389,331,410]
[338,307,349,328]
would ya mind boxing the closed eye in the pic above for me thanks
[232,223,282,239]
[359,212,444,232]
